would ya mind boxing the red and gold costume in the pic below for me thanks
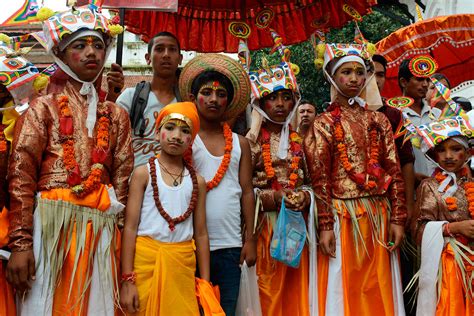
[8,79,133,315]
[305,101,407,315]
[250,126,312,316]
[407,115,474,315]
[305,42,407,316]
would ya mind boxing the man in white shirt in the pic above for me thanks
[399,58,441,182]
[117,32,182,167]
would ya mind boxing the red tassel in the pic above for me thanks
[92,148,108,164]
[60,117,73,135]
[67,165,82,186]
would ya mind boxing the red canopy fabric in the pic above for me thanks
[124,0,376,52]
[376,14,474,98]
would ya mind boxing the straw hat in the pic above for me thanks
[179,53,251,121]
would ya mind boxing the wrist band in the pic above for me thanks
[443,223,454,237]
[121,272,137,284]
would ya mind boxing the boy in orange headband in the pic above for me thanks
[120,102,211,315]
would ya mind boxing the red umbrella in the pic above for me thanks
[376,14,474,98]
[123,0,376,52]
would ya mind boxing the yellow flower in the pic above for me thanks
[0,33,11,44]
[109,24,124,36]
[36,7,55,22]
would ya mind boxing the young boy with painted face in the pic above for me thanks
[305,43,407,315]
[410,116,474,315]
[0,37,46,316]
[120,102,211,315]
[179,54,257,316]
[239,30,317,316]
[6,5,133,315]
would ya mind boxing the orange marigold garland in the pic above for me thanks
[330,103,381,191]
[57,95,111,197]
[0,125,7,153]
[435,167,471,212]
[206,123,233,191]
[260,127,303,190]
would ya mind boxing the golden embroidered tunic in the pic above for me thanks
[250,128,307,212]
[8,81,133,252]
[414,177,472,245]
[304,103,407,230]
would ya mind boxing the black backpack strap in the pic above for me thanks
[129,81,151,137]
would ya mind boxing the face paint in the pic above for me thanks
[86,36,94,46]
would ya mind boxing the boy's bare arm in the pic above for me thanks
[121,165,148,275]
[194,175,210,281]
[120,165,148,313]
[238,135,257,266]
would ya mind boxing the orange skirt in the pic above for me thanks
[318,198,395,316]
[436,244,473,316]
[0,208,16,316]
[257,218,310,316]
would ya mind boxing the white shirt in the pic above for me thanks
[137,159,194,242]
[192,133,243,251]
[116,87,177,167]
[402,101,441,177]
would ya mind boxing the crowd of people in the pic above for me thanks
[0,4,473,316]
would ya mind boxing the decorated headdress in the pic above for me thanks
[36,4,123,137]
[0,44,39,105]
[406,114,474,197]
[179,53,251,121]
[156,102,200,140]
[232,26,301,159]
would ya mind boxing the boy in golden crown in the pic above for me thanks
[410,115,474,315]
[6,5,133,315]
[305,43,407,315]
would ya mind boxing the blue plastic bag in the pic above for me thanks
[270,197,307,268]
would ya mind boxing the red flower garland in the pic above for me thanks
[330,103,381,191]
[57,95,111,197]
[260,127,303,190]
[206,123,233,192]
[149,156,198,231]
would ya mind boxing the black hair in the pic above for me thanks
[372,54,387,72]
[191,71,234,104]
[147,32,181,54]
[431,73,451,89]
[398,59,414,90]
[299,100,316,109]
[453,96,472,112]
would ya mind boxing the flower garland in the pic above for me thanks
[330,103,381,191]
[206,123,233,191]
[57,95,111,197]
[0,125,6,153]
[149,156,198,231]
[434,167,471,213]
[260,127,303,190]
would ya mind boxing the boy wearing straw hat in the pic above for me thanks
[179,53,257,316]
[6,5,133,315]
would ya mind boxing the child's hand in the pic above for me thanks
[120,282,140,313]
[450,220,474,238]
[6,250,35,294]
[285,191,307,211]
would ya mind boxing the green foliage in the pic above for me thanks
[250,4,411,112]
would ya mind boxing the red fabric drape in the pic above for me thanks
[123,0,376,52]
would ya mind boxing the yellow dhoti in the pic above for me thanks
[318,197,396,316]
[257,218,310,316]
[132,236,199,316]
